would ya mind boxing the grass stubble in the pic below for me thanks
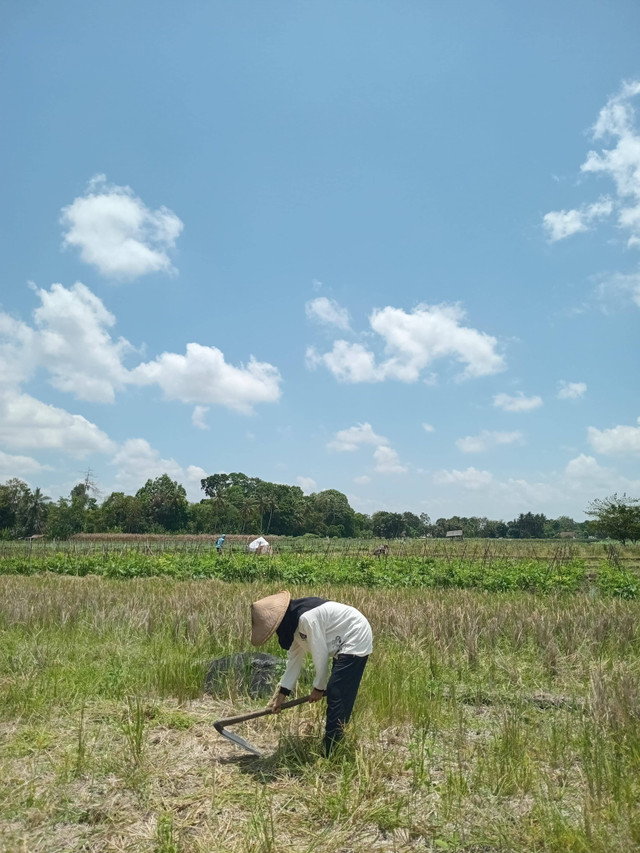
[0,574,639,852]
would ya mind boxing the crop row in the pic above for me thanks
[0,550,638,597]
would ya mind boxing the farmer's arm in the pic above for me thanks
[269,642,305,712]
[302,614,330,694]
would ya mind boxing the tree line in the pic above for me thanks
[0,473,638,543]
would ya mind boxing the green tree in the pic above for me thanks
[0,478,32,537]
[200,474,232,500]
[507,512,547,539]
[101,491,146,533]
[585,494,640,545]
[372,511,404,539]
[136,474,188,532]
[23,487,50,535]
[401,511,425,538]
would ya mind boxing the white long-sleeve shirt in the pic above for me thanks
[279,601,373,693]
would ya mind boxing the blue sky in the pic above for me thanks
[1,0,639,521]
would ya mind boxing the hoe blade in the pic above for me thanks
[214,723,262,756]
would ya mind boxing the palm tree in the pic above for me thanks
[24,487,50,535]
[239,498,258,534]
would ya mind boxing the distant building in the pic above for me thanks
[446,530,463,539]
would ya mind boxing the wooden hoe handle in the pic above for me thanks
[213,694,312,729]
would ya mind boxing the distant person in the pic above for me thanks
[250,590,372,755]
[216,534,225,553]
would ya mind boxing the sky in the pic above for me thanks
[1,0,639,522]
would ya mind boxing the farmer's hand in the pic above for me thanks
[309,688,325,703]
[268,692,286,714]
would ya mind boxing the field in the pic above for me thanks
[1,542,640,851]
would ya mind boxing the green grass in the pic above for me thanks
[1,537,639,597]
[1,575,640,851]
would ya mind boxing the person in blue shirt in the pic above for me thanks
[216,534,225,553]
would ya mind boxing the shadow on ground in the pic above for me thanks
[217,733,324,782]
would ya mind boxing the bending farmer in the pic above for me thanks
[250,591,372,754]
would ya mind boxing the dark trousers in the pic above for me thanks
[324,653,368,755]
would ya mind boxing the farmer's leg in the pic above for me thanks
[324,654,368,755]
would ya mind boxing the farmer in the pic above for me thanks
[216,534,225,553]
[250,590,372,755]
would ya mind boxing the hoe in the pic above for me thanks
[213,694,311,756]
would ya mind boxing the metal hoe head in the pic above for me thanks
[214,722,262,756]
[212,694,311,756]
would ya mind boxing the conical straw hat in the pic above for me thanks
[251,590,291,646]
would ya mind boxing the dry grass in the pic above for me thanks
[1,576,640,852]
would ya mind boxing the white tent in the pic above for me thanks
[248,536,272,554]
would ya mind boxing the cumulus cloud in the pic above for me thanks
[307,341,379,383]
[557,381,587,400]
[296,476,317,493]
[563,453,619,489]
[192,405,210,430]
[456,430,523,453]
[110,438,206,501]
[0,312,37,389]
[544,81,640,254]
[0,282,282,416]
[493,392,543,413]
[354,475,371,484]
[595,271,640,309]
[587,417,640,455]
[327,422,388,452]
[35,282,132,402]
[0,282,133,403]
[305,297,350,330]
[0,389,115,457]
[61,175,183,280]
[0,450,51,478]
[327,422,407,473]
[373,445,407,474]
[433,467,494,490]
[130,343,282,414]
[308,303,505,384]
[543,198,613,241]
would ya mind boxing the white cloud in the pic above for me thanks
[131,342,282,414]
[110,438,204,501]
[0,389,115,457]
[34,282,132,402]
[563,454,619,490]
[588,417,640,455]
[371,304,505,381]
[373,445,407,474]
[61,175,183,280]
[354,475,371,484]
[309,303,505,384]
[456,430,523,453]
[328,421,407,473]
[493,392,543,413]
[543,198,613,241]
[0,282,281,416]
[433,467,494,490]
[595,270,640,309]
[192,405,210,430]
[305,297,350,330]
[296,476,317,493]
[545,81,640,252]
[0,282,132,403]
[0,312,37,389]
[422,423,435,433]
[557,380,587,400]
[309,341,380,383]
[0,450,51,478]
[327,422,388,452]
